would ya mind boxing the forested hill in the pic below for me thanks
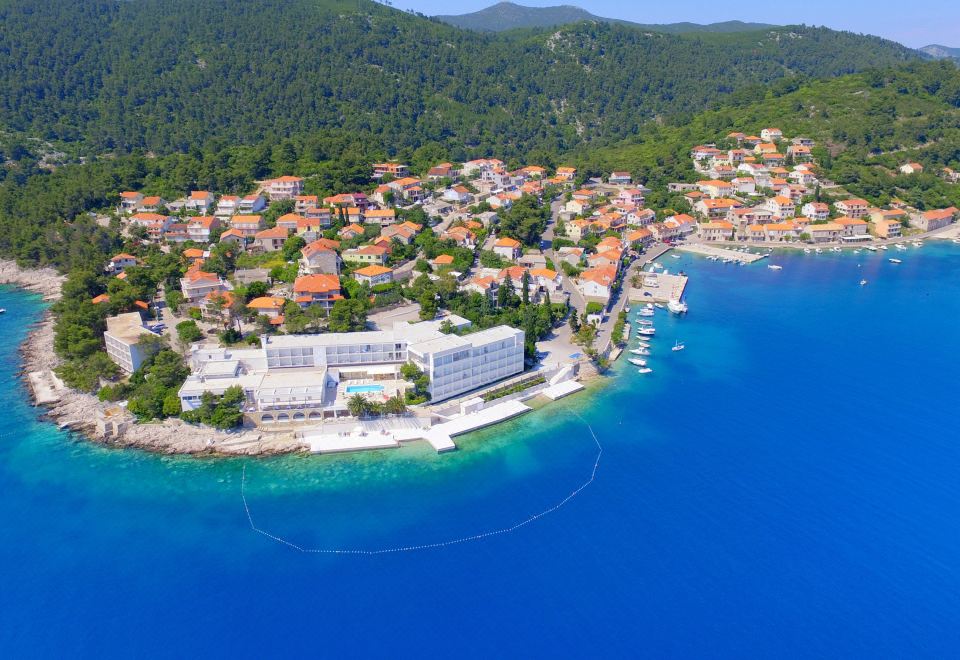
[437,2,774,34]
[0,0,919,157]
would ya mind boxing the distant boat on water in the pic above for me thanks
[889,258,902,264]
[672,341,685,352]
[768,264,782,270]
[628,358,647,367]
[637,367,653,374]
[667,299,688,314]
[860,279,868,286]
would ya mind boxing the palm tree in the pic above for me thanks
[383,395,407,415]
[346,394,369,418]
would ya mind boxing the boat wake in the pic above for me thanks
[240,412,603,555]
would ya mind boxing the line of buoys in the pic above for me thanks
[241,412,603,555]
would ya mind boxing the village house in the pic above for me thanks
[691,145,722,162]
[138,196,166,213]
[806,222,844,243]
[760,128,783,142]
[186,191,215,214]
[104,312,157,373]
[694,198,741,219]
[215,195,240,218]
[764,222,799,242]
[276,213,301,233]
[835,217,869,238]
[325,192,369,210]
[587,249,621,270]
[353,265,394,287]
[493,237,522,261]
[372,163,410,179]
[263,176,304,201]
[942,167,960,183]
[731,177,757,195]
[577,265,617,302]
[697,179,734,198]
[698,221,735,241]
[180,269,232,302]
[786,145,812,161]
[342,245,388,266]
[765,195,796,219]
[300,241,340,275]
[899,163,924,175]
[105,253,138,274]
[625,227,654,248]
[302,206,332,228]
[911,207,957,232]
[128,212,172,240]
[431,254,455,269]
[441,226,476,247]
[186,216,219,243]
[294,195,319,214]
[427,162,459,181]
[565,198,592,215]
[164,223,191,243]
[252,226,289,252]
[834,199,869,219]
[230,215,264,238]
[119,191,143,213]
[237,194,267,214]
[443,185,473,204]
[293,274,342,310]
[364,208,397,227]
[871,218,903,239]
[200,290,236,324]
[618,189,645,207]
[609,171,632,185]
[338,223,365,240]
[801,202,830,221]
[247,296,287,326]
[555,166,577,181]
[556,246,585,266]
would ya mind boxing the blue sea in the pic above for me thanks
[3,244,960,657]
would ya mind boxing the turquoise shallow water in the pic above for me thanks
[2,244,960,657]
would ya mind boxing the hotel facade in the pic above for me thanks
[178,320,524,426]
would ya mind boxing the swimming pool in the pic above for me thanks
[345,384,385,394]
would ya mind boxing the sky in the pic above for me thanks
[396,0,954,47]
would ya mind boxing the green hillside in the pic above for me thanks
[436,2,774,33]
[576,62,960,209]
[0,0,919,157]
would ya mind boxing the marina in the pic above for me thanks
[675,243,768,263]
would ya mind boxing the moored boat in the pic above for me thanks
[889,258,902,264]
[667,299,688,314]
[637,367,653,374]
[671,340,685,352]
[628,358,647,367]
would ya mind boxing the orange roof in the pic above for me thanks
[494,237,521,248]
[254,226,289,240]
[432,254,455,265]
[354,265,393,277]
[91,294,110,304]
[183,248,205,259]
[340,223,365,235]
[924,207,958,220]
[188,215,217,228]
[357,245,388,256]
[190,190,213,200]
[838,199,868,207]
[579,266,617,286]
[231,215,263,225]
[835,217,867,226]
[700,221,733,230]
[120,191,141,199]
[277,212,301,224]
[247,296,287,311]
[270,175,303,183]
[140,196,162,205]
[365,209,396,219]
[529,268,557,279]
[301,240,335,257]
[112,253,136,261]
[294,274,341,294]
[130,212,167,222]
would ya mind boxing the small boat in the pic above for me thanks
[831,247,841,253]
[853,249,861,254]
[667,299,688,314]
[896,243,907,251]
[638,307,654,317]
[635,341,652,348]
[865,245,877,252]
[654,303,665,309]
[638,327,656,336]
[860,279,868,286]
[879,244,889,251]
[672,341,685,352]
[912,241,922,247]
[0,308,5,314]
[628,358,647,367]
[767,264,782,270]
[624,306,631,313]
[636,318,654,325]
[815,248,822,254]
[952,238,960,244]
[888,258,902,264]
[637,368,653,374]
[629,348,648,355]
[803,248,811,254]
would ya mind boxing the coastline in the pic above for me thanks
[3,259,306,457]
[5,259,601,458]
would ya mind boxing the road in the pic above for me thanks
[542,197,587,313]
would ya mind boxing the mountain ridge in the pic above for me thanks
[436,1,777,33]
[919,44,960,61]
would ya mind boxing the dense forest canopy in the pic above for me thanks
[0,0,921,157]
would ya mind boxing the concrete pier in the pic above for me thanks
[676,244,767,263]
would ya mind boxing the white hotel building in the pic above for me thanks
[178,320,524,425]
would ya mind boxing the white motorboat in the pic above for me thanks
[629,347,648,355]
[0,308,5,314]
[671,341,685,352]
[638,307,654,317]
[654,303,665,309]
[865,245,877,251]
[815,248,822,254]
[638,327,656,336]
[803,248,811,254]
[768,264,782,270]
[860,279,868,286]
[912,241,922,247]
[889,258,902,264]
[667,299,688,314]
[831,247,841,253]
[671,254,680,259]
[624,306,631,313]
[896,243,907,250]
[637,367,653,374]
[628,358,647,367]
[635,340,651,348]
[879,244,889,250]
[636,319,654,326]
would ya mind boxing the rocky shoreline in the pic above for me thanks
[3,259,305,457]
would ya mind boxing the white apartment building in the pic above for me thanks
[178,320,524,423]
[104,312,158,373]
